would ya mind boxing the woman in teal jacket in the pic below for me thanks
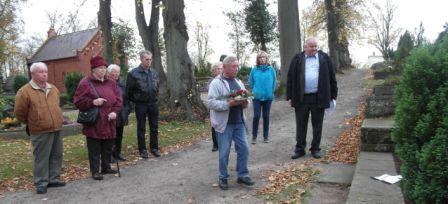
[249,50,276,144]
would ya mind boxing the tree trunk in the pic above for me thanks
[337,37,352,69]
[135,0,168,101]
[162,0,207,120]
[335,0,352,70]
[98,0,113,64]
[278,0,301,94]
[325,0,341,73]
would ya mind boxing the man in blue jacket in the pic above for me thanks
[286,37,338,159]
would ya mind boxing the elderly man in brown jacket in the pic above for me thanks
[14,62,65,194]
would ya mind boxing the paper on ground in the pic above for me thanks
[372,174,402,184]
[325,99,336,115]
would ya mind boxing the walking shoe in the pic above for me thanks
[291,151,306,159]
[237,177,255,186]
[211,146,218,152]
[263,138,270,143]
[251,138,257,144]
[151,150,161,157]
[218,179,228,190]
[311,150,322,159]
[47,181,66,188]
[101,169,118,174]
[92,173,104,180]
[140,151,149,159]
[36,186,47,194]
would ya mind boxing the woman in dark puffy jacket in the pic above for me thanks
[74,56,122,180]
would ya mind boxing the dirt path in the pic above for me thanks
[0,69,367,204]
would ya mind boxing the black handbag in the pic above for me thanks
[77,80,100,125]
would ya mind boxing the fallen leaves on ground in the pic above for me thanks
[0,131,210,195]
[324,97,366,164]
[256,159,320,203]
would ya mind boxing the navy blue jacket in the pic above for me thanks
[126,65,159,104]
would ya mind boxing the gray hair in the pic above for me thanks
[139,50,153,59]
[30,62,47,73]
[107,64,120,74]
[211,62,223,71]
[222,56,238,66]
[305,37,318,46]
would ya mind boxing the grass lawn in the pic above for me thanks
[0,113,210,192]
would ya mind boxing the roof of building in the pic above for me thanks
[29,28,99,63]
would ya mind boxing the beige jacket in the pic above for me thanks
[14,81,63,135]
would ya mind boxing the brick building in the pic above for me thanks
[27,27,104,92]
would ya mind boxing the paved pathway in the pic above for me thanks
[0,69,367,204]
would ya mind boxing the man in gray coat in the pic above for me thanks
[208,56,255,190]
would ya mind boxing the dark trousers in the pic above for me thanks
[252,99,273,139]
[294,94,325,153]
[135,102,159,153]
[86,137,114,174]
[113,126,124,156]
[211,127,218,148]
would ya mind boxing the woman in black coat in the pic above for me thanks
[107,64,131,161]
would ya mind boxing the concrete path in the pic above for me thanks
[0,69,367,204]
[346,152,404,204]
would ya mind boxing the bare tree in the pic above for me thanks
[278,0,301,90]
[162,0,207,120]
[135,0,168,101]
[45,0,88,34]
[192,21,213,70]
[98,0,113,64]
[224,11,251,65]
[325,0,340,72]
[369,0,401,61]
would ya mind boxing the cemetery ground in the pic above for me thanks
[0,68,368,203]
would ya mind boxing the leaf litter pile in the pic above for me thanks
[324,99,366,164]
[256,159,320,203]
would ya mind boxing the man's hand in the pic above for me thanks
[229,99,249,107]
[228,99,240,107]
[108,112,117,121]
[93,98,107,106]
[241,100,248,108]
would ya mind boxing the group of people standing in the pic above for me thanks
[13,37,337,194]
[14,50,161,194]
[207,37,337,190]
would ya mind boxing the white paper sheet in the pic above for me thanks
[372,174,403,184]
[325,99,336,115]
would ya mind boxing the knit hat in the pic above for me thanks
[90,56,107,69]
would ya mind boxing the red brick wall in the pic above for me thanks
[44,32,104,93]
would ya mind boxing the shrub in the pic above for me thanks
[64,72,84,104]
[13,75,29,93]
[237,65,251,81]
[392,34,448,203]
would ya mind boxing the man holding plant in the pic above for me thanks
[208,56,255,190]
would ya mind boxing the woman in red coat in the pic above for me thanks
[74,56,123,180]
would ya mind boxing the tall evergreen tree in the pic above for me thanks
[244,0,276,52]
[394,30,414,70]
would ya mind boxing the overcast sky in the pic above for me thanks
[19,0,448,67]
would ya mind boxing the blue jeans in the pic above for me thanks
[217,123,249,180]
[252,99,272,139]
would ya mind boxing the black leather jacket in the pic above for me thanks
[126,65,159,104]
